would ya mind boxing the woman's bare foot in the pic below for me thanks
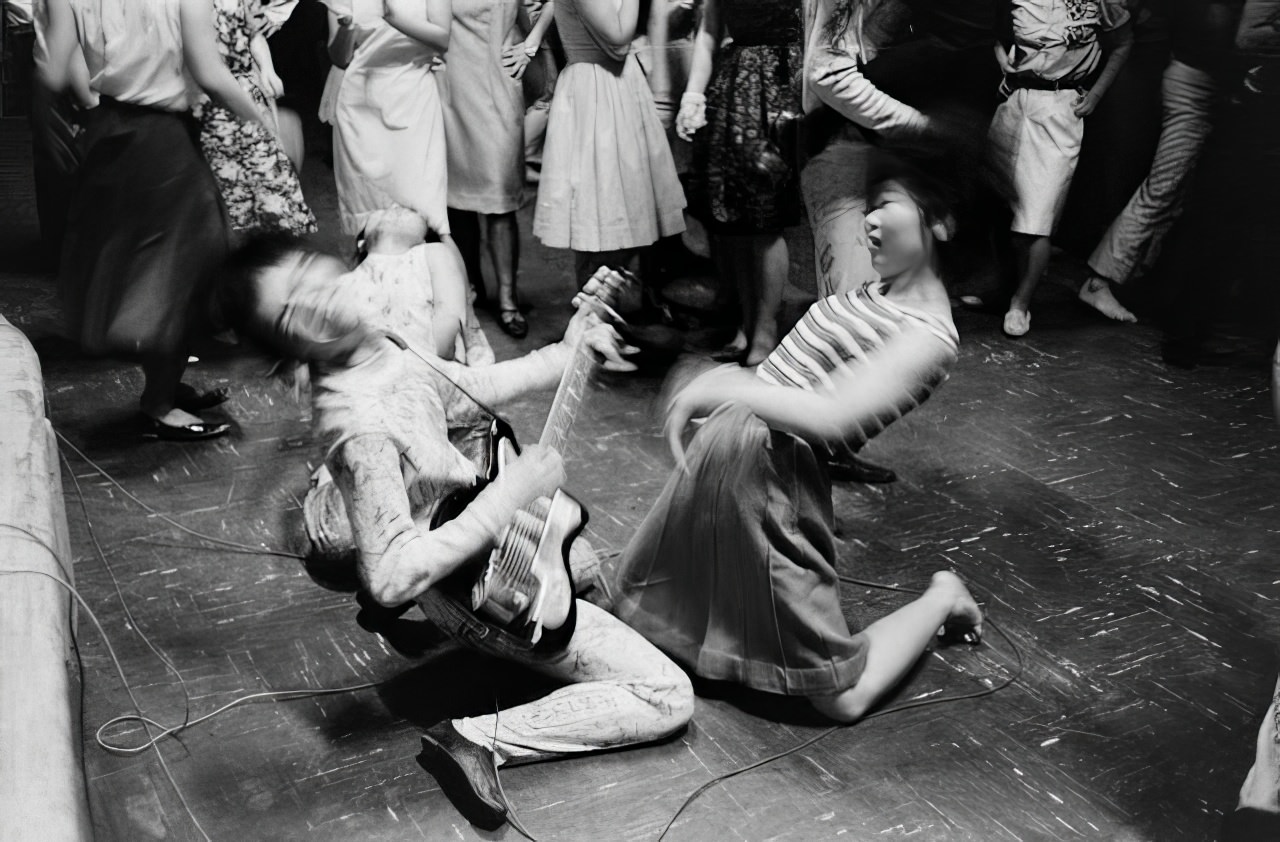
[1003,308,1031,338]
[1078,276,1136,323]
[744,324,778,367]
[928,570,983,642]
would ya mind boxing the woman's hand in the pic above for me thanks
[502,40,538,79]
[675,91,707,140]
[261,66,286,99]
[663,364,748,469]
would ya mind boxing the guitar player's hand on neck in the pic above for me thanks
[562,308,640,372]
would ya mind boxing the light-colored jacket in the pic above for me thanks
[801,0,928,135]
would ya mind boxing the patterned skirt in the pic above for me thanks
[690,44,803,235]
[613,403,868,696]
[199,82,316,235]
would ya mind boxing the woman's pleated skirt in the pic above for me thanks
[613,403,868,696]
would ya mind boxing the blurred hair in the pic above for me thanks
[866,109,1014,283]
[218,234,310,340]
[218,235,316,398]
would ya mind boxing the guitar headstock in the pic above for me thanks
[571,266,640,322]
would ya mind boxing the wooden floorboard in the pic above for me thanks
[0,117,1275,841]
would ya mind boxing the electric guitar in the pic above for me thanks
[415,267,638,652]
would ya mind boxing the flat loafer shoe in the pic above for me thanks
[141,416,232,442]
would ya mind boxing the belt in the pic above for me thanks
[1000,71,1095,92]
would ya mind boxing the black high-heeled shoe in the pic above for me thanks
[140,414,231,442]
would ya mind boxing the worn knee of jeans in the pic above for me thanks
[626,660,695,734]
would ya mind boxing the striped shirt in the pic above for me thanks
[757,282,959,447]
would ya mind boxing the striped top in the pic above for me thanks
[757,282,960,447]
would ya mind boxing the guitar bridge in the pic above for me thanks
[471,489,585,645]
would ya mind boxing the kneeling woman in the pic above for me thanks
[614,163,984,722]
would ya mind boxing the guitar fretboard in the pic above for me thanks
[538,339,597,453]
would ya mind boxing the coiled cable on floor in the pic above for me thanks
[4,443,386,842]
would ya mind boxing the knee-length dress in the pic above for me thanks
[440,0,525,214]
[333,14,449,236]
[691,0,804,234]
[532,0,686,252]
[198,0,316,235]
[613,283,959,695]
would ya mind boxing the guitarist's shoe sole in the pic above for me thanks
[418,722,508,830]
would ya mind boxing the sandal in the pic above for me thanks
[498,308,528,339]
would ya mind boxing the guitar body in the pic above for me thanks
[430,420,586,652]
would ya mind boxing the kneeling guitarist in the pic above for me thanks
[219,238,694,831]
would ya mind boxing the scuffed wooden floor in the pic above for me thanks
[1,118,1276,841]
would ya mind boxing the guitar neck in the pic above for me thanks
[538,337,599,453]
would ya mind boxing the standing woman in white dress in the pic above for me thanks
[327,0,452,241]
[532,0,686,285]
[41,0,265,440]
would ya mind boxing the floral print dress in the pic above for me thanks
[689,0,804,235]
[198,0,316,234]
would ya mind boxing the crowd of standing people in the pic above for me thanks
[20,0,1280,440]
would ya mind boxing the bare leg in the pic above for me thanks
[448,208,486,304]
[452,601,695,764]
[746,233,786,366]
[1078,274,1137,322]
[1004,233,1050,337]
[712,234,748,357]
[484,212,521,316]
[810,571,982,723]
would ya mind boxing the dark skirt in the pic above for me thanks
[613,403,868,696]
[689,44,804,235]
[60,98,230,358]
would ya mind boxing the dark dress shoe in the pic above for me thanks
[174,384,231,412]
[829,454,897,484]
[141,415,231,442]
[498,308,529,339]
[418,721,507,830]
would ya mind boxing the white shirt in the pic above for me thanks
[70,0,194,111]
